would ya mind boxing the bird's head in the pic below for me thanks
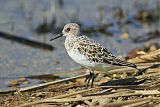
[50,23,80,41]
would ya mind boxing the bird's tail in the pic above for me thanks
[112,58,137,69]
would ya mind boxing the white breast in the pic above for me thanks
[65,37,99,68]
[67,49,97,67]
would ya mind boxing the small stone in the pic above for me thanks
[113,74,117,78]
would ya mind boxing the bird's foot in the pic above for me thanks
[84,72,95,88]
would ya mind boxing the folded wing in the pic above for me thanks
[77,36,137,68]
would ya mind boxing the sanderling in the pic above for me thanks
[50,23,137,87]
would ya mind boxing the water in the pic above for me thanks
[0,0,159,91]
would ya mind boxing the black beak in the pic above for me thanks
[50,33,63,41]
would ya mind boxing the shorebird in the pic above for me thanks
[50,23,138,87]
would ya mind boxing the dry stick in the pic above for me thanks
[122,100,151,107]
[83,100,92,106]
[52,87,102,99]
[149,81,160,88]
[51,88,112,101]
[76,94,93,106]
[135,90,160,95]
[136,62,160,66]
[136,72,160,79]
[19,74,88,92]
[100,85,146,89]
[0,31,54,51]
[141,79,160,86]
[103,98,158,107]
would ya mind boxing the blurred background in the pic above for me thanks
[0,0,159,91]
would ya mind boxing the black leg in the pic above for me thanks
[91,74,95,88]
[84,71,95,88]
[84,75,90,82]
[86,75,91,87]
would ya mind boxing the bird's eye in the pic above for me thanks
[67,28,70,31]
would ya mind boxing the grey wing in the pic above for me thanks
[101,48,137,68]
[77,36,137,68]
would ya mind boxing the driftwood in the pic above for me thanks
[19,74,88,92]
[0,31,54,51]
[104,98,158,107]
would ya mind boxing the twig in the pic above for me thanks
[52,87,102,99]
[100,85,147,89]
[136,72,160,79]
[19,74,88,92]
[122,99,151,107]
[136,62,160,66]
[134,90,160,95]
[0,31,54,51]
[103,98,159,107]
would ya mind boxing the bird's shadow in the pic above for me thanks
[100,77,146,86]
